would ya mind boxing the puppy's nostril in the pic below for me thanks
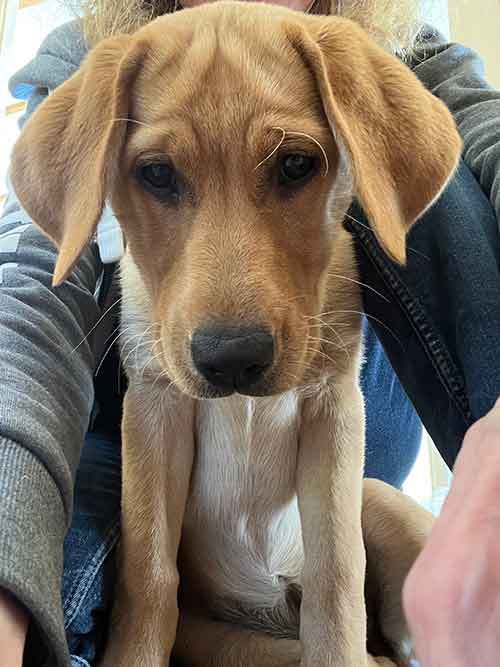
[191,325,274,393]
[208,367,230,381]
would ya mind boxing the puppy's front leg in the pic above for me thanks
[297,380,366,667]
[101,382,195,667]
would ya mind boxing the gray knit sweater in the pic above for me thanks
[0,17,499,667]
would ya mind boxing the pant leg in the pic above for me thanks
[62,431,121,666]
[346,159,500,469]
[361,317,422,488]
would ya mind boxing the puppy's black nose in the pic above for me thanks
[191,326,274,393]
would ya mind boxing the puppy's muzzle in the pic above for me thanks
[191,324,274,394]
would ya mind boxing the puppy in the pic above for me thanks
[11,2,462,666]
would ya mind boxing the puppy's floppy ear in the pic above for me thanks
[10,34,145,285]
[288,17,462,263]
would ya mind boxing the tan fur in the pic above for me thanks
[10,3,461,666]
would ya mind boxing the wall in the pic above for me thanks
[449,0,500,88]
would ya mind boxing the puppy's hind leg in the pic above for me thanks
[174,610,301,667]
[363,478,434,666]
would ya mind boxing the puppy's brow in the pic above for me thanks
[114,118,186,159]
[112,117,172,136]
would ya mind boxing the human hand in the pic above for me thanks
[403,398,500,667]
[0,588,28,666]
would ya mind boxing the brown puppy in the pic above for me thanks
[10,3,461,666]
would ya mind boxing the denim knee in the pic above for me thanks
[63,432,121,665]
[362,317,422,488]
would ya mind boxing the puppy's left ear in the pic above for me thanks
[288,17,462,264]
[10,34,146,285]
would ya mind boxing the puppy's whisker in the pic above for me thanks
[119,323,156,388]
[343,211,372,232]
[306,309,364,320]
[304,346,336,367]
[307,321,351,328]
[307,334,346,349]
[141,343,165,381]
[312,309,403,348]
[122,340,154,369]
[121,323,154,358]
[327,273,390,303]
[281,129,329,176]
[151,370,168,391]
[283,369,302,386]
[127,323,154,342]
[304,315,350,355]
[311,326,348,351]
[72,296,123,353]
[254,128,286,171]
[101,324,121,350]
[254,128,329,177]
[344,212,430,261]
[152,369,175,392]
[405,246,431,261]
[283,358,310,386]
[165,379,176,392]
[307,332,350,361]
[95,326,136,377]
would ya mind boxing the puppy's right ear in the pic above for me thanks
[287,17,462,265]
[10,34,144,285]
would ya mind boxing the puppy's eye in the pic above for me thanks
[137,162,180,201]
[279,153,318,186]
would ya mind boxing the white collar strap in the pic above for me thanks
[96,205,125,264]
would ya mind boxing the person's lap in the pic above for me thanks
[63,158,500,663]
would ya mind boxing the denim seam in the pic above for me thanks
[63,519,120,630]
[349,221,472,425]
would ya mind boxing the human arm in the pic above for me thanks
[0,589,28,667]
[0,21,102,667]
[404,398,500,667]
[401,32,500,666]
[410,28,500,224]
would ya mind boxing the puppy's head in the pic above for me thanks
[11,2,461,398]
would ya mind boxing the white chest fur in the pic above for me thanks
[181,391,304,618]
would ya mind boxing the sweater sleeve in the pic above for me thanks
[410,28,500,225]
[0,20,101,667]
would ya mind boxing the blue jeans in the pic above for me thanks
[63,160,500,664]
[348,160,500,467]
[63,433,121,666]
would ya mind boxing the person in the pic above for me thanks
[0,0,498,665]
[404,398,500,667]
